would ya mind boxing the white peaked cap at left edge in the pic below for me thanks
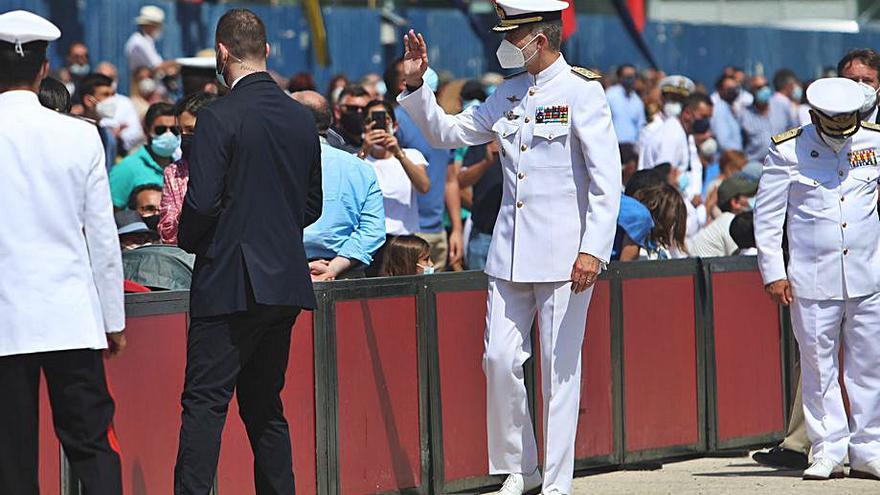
[0,10,61,46]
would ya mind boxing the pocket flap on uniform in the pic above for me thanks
[532,124,570,141]
[492,119,521,139]
[794,171,834,187]
[851,166,880,183]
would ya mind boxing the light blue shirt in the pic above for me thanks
[303,143,386,266]
[768,92,798,135]
[606,84,646,144]
[739,105,774,163]
[710,99,743,151]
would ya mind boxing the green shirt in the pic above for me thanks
[108,145,165,209]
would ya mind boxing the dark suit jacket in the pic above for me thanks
[179,72,322,318]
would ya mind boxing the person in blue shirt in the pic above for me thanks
[710,74,744,151]
[293,91,386,279]
[606,64,646,144]
[387,61,463,271]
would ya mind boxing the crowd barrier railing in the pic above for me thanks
[40,256,788,495]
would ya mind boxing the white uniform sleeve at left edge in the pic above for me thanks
[575,81,622,263]
[83,132,125,333]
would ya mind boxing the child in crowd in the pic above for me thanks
[380,235,434,277]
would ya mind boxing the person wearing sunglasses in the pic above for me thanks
[108,101,179,210]
[328,83,372,153]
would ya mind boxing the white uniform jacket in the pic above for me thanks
[397,56,621,283]
[0,91,124,356]
[638,116,703,200]
[756,123,880,300]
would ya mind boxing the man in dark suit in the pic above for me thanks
[174,8,322,495]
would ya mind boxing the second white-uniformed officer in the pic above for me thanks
[397,2,621,494]
[756,77,880,481]
[0,10,125,494]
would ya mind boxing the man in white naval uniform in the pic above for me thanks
[0,10,126,494]
[397,2,621,494]
[756,77,880,481]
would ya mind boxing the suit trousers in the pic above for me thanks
[778,365,810,455]
[790,292,880,466]
[483,277,593,495]
[0,349,122,495]
[174,304,301,495]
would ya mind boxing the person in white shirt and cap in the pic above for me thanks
[0,10,125,494]
[636,74,694,156]
[124,5,177,75]
[756,77,880,481]
[397,2,621,494]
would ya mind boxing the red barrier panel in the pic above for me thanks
[39,376,60,495]
[335,297,423,494]
[105,313,188,495]
[623,276,700,454]
[535,281,615,465]
[217,312,318,495]
[435,290,490,483]
[711,271,784,445]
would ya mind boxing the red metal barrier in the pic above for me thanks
[622,275,701,457]
[335,297,423,494]
[217,312,318,495]
[434,290,491,486]
[711,270,784,447]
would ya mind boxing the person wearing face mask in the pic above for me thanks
[637,74,694,158]
[77,73,119,171]
[96,61,147,153]
[756,77,880,482]
[108,102,178,210]
[606,63,645,144]
[838,48,880,124]
[379,235,435,276]
[55,41,89,102]
[397,1,622,493]
[158,91,218,245]
[738,75,775,168]
[128,183,163,232]
[688,177,756,257]
[769,68,802,135]
[328,83,372,153]
[710,74,744,151]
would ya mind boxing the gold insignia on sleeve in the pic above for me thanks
[862,121,880,132]
[771,127,802,145]
[571,66,602,81]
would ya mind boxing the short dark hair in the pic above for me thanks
[287,72,316,93]
[0,40,48,89]
[39,77,72,113]
[624,168,665,198]
[338,84,370,103]
[715,74,737,91]
[174,91,218,117]
[145,102,176,131]
[616,64,636,79]
[729,210,755,250]
[837,48,880,79]
[77,73,113,101]
[128,183,163,210]
[684,92,713,112]
[215,8,267,60]
[67,41,87,55]
[772,69,797,92]
[383,57,405,102]
[365,99,397,125]
[619,143,638,166]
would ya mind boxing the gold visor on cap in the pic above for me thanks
[811,109,861,138]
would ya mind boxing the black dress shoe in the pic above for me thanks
[752,447,809,470]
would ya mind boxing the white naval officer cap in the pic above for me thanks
[492,0,569,32]
[0,10,60,57]
[659,75,695,97]
[806,77,864,138]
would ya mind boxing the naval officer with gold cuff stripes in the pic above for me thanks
[396,1,621,494]
[756,77,880,482]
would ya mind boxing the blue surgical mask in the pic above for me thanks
[747,196,757,210]
[755,86,772,104]
[792,85,803,102]
[678,170,691,193]
[419,264,435,275]
[150,132,181,158]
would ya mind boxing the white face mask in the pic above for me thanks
[822,134,849,153]
[138,77,157,96]
[496,35,539,70]
[664,102,682,118]
[699,137,718,157]
[96,97,116,120]
[859,81,879,115]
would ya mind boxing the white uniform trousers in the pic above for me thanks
[790,292,880,466]
[483,277,593,495]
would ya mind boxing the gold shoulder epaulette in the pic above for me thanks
[504,70,527,80]
[571,66,602,81]
[771,127,802,145]
[862,121,880,132]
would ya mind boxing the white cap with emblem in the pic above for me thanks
[806,77,863,117]
[0,10,60,57]
[659,75,695,97]
[492,0,569,32]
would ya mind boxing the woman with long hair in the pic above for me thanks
[633,183,689,259]
[379,235,434,277]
